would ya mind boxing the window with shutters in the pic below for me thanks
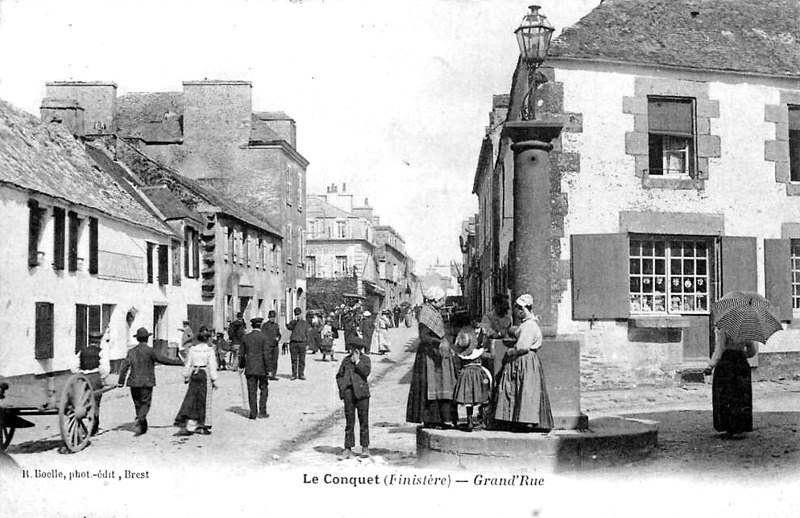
[648,97,696,177]
[792,240,800,309]
[75,303,105,353]
[336,220,346,238]
[28,200,46,267]
[35,302,54,360]
[68,211,81,271]
[184,227,200,278]
[790,106,800,182]
[629,238,709,314]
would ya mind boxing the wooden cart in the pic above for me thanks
[0,371,115,453]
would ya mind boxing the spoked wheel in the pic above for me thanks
[0,411,15,450]
[58,374,97,453]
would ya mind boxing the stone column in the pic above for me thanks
[503,120,587,430]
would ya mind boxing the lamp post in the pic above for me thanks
[514,5,555,120]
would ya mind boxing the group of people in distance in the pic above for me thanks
[405,286,553,433]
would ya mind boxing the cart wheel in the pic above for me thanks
[0,412,14,450]
[58,374,97,453]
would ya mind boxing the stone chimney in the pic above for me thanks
[44,81,117,136]
[40,98,85,137]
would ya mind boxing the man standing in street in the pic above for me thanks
[117,327,184,436]
[261,310,282,380]
[287,307,311,380]
[228,312,246,369]
[239,317,270,419]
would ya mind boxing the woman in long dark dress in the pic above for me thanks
[708,329,757,437]
[406,286,457,428]
[175,328,219,435]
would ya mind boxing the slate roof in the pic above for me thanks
[307,195,352,218]
[116,92,184,142]
[114,138,282,238]
[139,185,203,224]
[548,0,800,77]
[0,99,173,236]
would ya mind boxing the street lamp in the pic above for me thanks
[514,5,555,120]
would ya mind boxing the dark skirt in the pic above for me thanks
[406,346,455,425]
[175,369,208,427]
[453,363,492,405]
[712,350,753,434]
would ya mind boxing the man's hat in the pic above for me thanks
[182,320,191,325]
[250,317,264,326]
[133,327,152,340]
[294,307,303,316]
[348,336,366,350]
[88,331,103,342]
[268,310,277,318]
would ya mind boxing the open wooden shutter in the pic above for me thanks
[158,244,169,285]
[35,302,54,360]
[184,227,191,277]
[172,240,182,286]
[571,233,630,319]
[192,229,200,278]
[146,242,155,284]
[28,200,41,267]
[75,304,88,353]
[68,211,80,271]
[764,239,792,321]
[88,217,98,274]
[720,236,757,294]
[53,208,66,270]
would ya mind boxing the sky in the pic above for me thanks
[0,0,600,272]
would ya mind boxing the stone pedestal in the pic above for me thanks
[503,120,587,429]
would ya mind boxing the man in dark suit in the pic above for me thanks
[286,307,311,380]
[261,310,282,380]
[239,317,270,419]
[336,336,371,458]
[117,327,184,436]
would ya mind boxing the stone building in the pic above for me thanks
[0,98,203,382]
[42,80,307,326]
[458,216,480,318]
[305,184,383,312]
[374,225,413,309]
[478,0,800,385]
[472,95,510,316]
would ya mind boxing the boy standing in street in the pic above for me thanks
[335,336,371,459]
[286,307,311,380]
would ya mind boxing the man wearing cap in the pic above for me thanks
[239,317,270,419]
[228,312,246,368]
[117,327,184,436]
[335,336,371,458]
[74,330,111,435]
[286,307,311,380]
[261,310,282,380]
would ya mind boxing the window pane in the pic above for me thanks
[683,261,694,275]
[655,258,665,274]
[643,259,654,275]
[630,241,641,256]
[630,259,641,274]
[655,276,666,292]
[642,241,653,255]
[671,243,682,257]
[696,259,707,275]
[648,98,693,134]
[642,277,653,293]
[630,277,641,292]
[654,242,665,256]
[653,295,666,313]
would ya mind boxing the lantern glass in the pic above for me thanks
[514,5,554,65]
